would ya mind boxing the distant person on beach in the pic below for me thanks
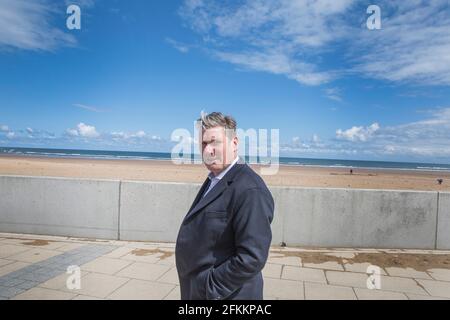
[175,112,274,300]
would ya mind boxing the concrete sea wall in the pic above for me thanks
[0,175,448,249]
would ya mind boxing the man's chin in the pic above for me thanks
[205,163,222,172]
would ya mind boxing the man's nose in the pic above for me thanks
[205,144,216,155]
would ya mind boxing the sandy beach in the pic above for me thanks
[1,155,449,191]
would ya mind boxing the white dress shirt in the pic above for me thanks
[202,156,240,198]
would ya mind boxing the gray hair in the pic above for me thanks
[198,111,237,133]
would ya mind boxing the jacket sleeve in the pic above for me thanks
[194,187,274,300]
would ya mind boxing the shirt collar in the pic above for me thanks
[208,156,240,180]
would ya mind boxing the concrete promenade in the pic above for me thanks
[0,233,449,300]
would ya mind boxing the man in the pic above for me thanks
[175,112,274,300]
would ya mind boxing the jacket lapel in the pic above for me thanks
[187,177,211,214]
[183,159,246,222]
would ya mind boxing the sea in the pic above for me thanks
[1,146,449,172]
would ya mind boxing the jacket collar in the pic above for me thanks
[183,157,246,222]
[207,156,240,181]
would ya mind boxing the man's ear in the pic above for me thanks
[233,135,239,152]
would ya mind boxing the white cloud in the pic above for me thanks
[1,123,168,151]
[376,108,450,155]
[101,130,167,149]
[73,103,109,113]
[324,87,343,102]
[133,130,146,138]
[312,134,320,144]
[179,0,450,87]
[291,136,301,148]
[215,50,333,86]
[77,122,99,138]
[290,135,323,149]
[0,0,77,51]
[165,37,190,53]
[64,0,95,8]
[66,122,99,138]
[110,130,147,140]
[0,127,56,140]
[179,0,354,86]
[328,107,450,159]
[66,128,79,137]
[352,1,450,86]
[336,123,380,142]
[283,108,450,161]
[181,0,354,46]
[27,128,55,139]
[110,131,125,139]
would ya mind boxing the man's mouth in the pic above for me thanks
[203,154,220,165]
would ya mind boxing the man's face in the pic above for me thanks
[200,126,237,176]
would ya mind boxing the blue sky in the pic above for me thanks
[0,0,450,163]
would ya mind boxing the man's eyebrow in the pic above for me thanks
[202,136,220,143]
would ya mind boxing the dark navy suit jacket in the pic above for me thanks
[175,159,274,300]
